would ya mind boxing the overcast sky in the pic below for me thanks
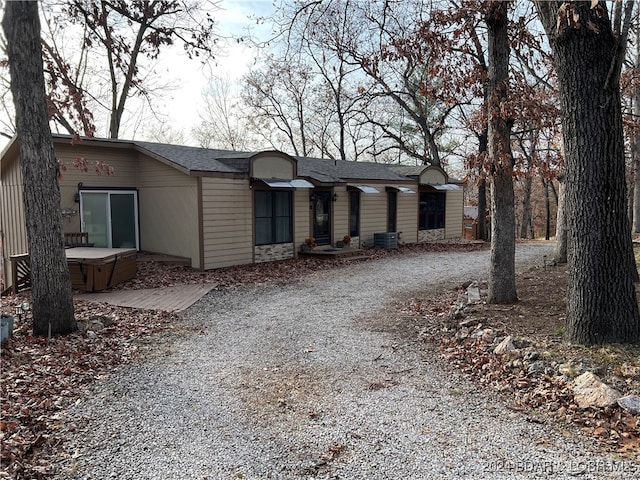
[0,0,278,151]
[151,0,277,143]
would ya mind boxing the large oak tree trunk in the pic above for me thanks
[486,2,517,304]
[537,2,639,344]
[633,22,640,234]
[3,1,76,335]
[633,99,640,233]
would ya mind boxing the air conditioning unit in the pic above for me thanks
[374,232,398,249]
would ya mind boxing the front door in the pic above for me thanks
[313,191,331,245]
[80,190,139,249]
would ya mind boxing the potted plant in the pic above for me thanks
[300,237,317,253]
[1,314,14,343]
[337,234,351,248]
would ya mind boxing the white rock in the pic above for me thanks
[493,335,515,354]
[572,372,621,409]
[466,286,481,304]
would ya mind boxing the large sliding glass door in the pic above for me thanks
[80,190,139,249]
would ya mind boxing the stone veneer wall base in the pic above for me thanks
[254,243,294,263]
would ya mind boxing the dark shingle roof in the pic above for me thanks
[389,165,426,177]
[47,134,442,184]
[297,156,409,183]
[134,141,253,174]
[134,141,412,183]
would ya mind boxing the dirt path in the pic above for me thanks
[56,242,637,479]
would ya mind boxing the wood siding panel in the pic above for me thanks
[445,188,464,239]
[420,168,447,185]
[137,155,194,188]
[139,185,200,267]
[396,189,418,244]
[201,177,253,269]
[359,192,387,247]
[332,186,348,244]
[294,189,311,252]
[1,153,27,290]
[57,144,138,188]
[252,156,294,179]
[58,145,139,234]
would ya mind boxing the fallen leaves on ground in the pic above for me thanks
[404,266,640,462]
[0,241,485,478]
[1,298,178,479]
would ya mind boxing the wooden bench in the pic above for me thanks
[9,254,30,295]
[64,232,91,247]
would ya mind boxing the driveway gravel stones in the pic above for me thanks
[56,243,639,479]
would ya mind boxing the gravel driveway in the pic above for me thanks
[57,242,637,479]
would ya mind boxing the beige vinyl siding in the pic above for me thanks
[396,187,418,244]
[58,145,139,234]
[138,186,199,267]
[294,189,311,251]
[332,186,348,244]
[420,168,447,185]
[1,154,27,291]
[252,156,294,179]
[137,156,199,266]
[445,188,464,239]
[137,155,193,188]
[201,177,253,269]
[359,190,387,247]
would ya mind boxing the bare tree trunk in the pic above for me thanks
[633,135,640,232]
[535,1,639,344]
[520,175,533,239]
[633,22,640,233]
[486,2,517,304]
[554,172,567,264]
[542,177,551,240]
[477,130,488,241]
[3,1,76,335]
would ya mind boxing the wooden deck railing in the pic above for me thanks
[10,254,30,295]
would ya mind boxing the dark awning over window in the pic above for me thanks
[348,185,381,194]
[256,178,314,188]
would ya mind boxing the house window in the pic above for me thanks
[255,190,292,245]
[387,190,397,232]
[419,191,446,230]
[349,190,360,237]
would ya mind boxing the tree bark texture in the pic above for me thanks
[3,2,76,335]
[520,175,533,239]
[554,172,567,263]
[477,177,488,240]
[540,2,639,344]
[633,19,640,233]
[542,178,551,240]
[486,2,517,304]
[477,130,488,241]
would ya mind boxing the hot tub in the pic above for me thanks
[65,247,137,292]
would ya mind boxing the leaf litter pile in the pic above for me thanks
[1,241,638,478]
[399,264,640,463]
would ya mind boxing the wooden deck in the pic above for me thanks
[74,283,216,312]
[299,247,368,261]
